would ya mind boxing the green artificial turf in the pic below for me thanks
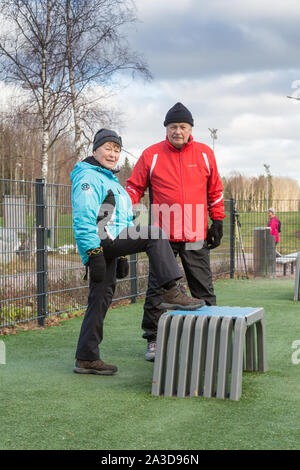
[1,278,300,450]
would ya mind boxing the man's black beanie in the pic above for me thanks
[93,128,122,152]
[163,102,194,127]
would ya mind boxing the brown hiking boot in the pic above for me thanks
[74,359,118,375]
[159,283,205,311]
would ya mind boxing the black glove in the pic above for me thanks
[116,256,129,279]
[206,220,223,249]
[87,248,106,282]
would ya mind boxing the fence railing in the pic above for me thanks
[234,199,300,278]
[1,178,299,328]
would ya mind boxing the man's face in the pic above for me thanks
[93,142,121,170]
[166,122,192,149]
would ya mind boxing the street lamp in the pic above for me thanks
[208,128,218,151]
[263,164,271,211]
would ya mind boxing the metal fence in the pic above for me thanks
[0,178,299,328]
[234,199,300,278]
[0,178,145,328]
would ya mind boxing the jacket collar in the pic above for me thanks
[165,134,194,152]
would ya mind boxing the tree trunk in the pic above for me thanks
[40,0,52,181]
[70,67,84,161]
[65,0,84,162]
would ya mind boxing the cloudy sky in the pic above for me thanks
[116,0,300,185]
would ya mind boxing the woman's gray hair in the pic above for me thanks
[268,208,275,214]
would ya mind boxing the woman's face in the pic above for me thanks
[268,211,274,218]
[93,142,121,170]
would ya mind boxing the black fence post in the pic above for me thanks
[36,179,48,326]
[130,253,138,303]
[230,198,235,279]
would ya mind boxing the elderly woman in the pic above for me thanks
[71,128,204,375]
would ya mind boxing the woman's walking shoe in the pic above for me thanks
[159,283,205,310]
[74,359,118,375]
[145,341,156,362]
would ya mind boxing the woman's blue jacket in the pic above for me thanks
[71,160,134,265]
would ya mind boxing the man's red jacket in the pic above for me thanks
[125,135,225,243]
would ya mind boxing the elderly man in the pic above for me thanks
[126,103,226,361]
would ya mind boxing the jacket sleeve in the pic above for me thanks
[268,218,278,236]
[72,173,103,255]
[206,148,226,220]
[125,152,150,206]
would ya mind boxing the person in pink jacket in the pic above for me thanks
[267,208,280,244]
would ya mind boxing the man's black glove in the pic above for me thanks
[116,256,129,279]
[206,220,223,249]
[87,248,106,282]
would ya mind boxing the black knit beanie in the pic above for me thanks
[93,128,122,152]
[163,102,194,127]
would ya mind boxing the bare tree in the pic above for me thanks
[0,0,151,176]
[223,172,300,211]
[0,0,71,180]
[62,0,151,160]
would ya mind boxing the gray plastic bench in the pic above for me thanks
[152,306,267,401]
[294,253,300,301]
[276,251,299,276]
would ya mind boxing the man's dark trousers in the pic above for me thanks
[75,226,182,361]
[142,241,216,342]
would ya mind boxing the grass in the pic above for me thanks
[1,278,300,450]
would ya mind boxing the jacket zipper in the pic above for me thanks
[179,151,186,240]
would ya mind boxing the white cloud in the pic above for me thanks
[0,82,29,110]
[217,138,300,184]
[118,68,300,186]
[129,0,300,80]
[207,0,300,22]
[136,0,194,17]
[136,0,300,21]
